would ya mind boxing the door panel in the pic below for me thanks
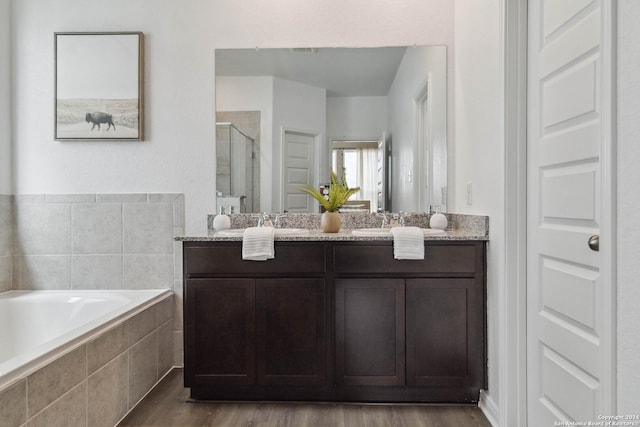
[541,163,596,220]
[541,257,597,331]
[528,0,613,423]
[540,346,598,421]
[543,0,594,37]
[542,58,597,127]
[256,278,326,386]
[184,279,255,386]
[406,279,482,388]
[283,131,315,212]
[335,279,405,386]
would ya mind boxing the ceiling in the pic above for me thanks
[215,47,409,97]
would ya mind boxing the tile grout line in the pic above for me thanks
[24,375,29,426]
[85,344,89,427]
[70,203,74,290]
[121,202,125,290]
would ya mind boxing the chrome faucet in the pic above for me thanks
[274,213,288,228]
[390,213,400,227]
[378,212,390,228]
[398,211,409,226]
[380,211,410,228]
[261,213,274,227]
[252,212,273,227]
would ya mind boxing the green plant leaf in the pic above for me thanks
[298,170,360,212]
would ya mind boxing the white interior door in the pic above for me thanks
[527,0,614,425]
[283,130,316,213]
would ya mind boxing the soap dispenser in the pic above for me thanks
[429,206,448,230]
[213,206,231,231]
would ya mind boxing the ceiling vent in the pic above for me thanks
[289,47,318,54]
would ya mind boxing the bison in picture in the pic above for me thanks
[85,112,116,131]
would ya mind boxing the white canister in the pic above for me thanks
[213,207,231,231]
[429,208,448,230]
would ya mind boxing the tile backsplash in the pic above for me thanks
[0,195,13,293]
[3,193,185,366]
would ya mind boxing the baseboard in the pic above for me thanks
[479,390,500,427]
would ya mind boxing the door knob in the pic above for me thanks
[588,235,599,252]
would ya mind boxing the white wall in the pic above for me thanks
[216,75,274,211]
[10,0,454,235]
[1,0,13,293]
[272,77,326,209]
[387,46,448,212]
[617,0,640,413]
[327,96,388,140]
[454,0,503,422]
[11,1,218,234]
[0,0,11,194]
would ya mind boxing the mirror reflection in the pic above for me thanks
[215,46,447,214]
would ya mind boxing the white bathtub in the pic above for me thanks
[0,289,172,391]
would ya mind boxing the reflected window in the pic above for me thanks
[332,140,378,212]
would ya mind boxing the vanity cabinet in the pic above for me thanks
[332,242,486,402]
[184,277,325,388]
[183,242,327,397]
[335,279,405,387]
[185,278,255,386]
[182,239,486,403]
[255,278,325,387]
[406,278,482,389]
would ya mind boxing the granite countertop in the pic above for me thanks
[177,227,488,242]
[176,212,489,242]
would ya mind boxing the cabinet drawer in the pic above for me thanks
[185,243,326,275]
[334,243,479,274]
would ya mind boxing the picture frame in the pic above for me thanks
[54,32,144,141]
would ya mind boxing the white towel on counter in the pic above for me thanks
[242,227,275,261]
[390,226,424,260]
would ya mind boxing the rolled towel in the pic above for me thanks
[390,226,424,260]
[242,227,275,261]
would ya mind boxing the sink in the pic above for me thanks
[215,228,309,237]
[351,228,446,237]
[215,228,246,237]
[422,228,445,235]
[274,228,309,236]
[351,228,393,236]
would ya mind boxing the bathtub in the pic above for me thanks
[0,289,172,392]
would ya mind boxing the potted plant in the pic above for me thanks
[299,170,360,233]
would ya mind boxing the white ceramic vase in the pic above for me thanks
[213,207,231,231]
[429,212,448,230]
[321,211,341,233]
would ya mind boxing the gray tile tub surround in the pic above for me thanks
[0,194,14,293]
[0,293,175,427]
[11,193,185,369]
[12,193,184,291]
[208,212,489,235]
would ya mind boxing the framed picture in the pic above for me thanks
[54,32,144,140]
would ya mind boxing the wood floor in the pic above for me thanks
[118,369,492,427]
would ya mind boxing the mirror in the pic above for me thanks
[215,46,447,214]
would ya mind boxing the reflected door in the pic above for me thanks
[283,130,316,213]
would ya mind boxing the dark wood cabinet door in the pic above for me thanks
[184,279,255,386]
[256,278,326,386]
[406,278,483,389]
[335,279,405,386]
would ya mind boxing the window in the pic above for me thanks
[332,140,379,212]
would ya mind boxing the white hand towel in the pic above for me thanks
[242,227,275,261]
[390,226,424,260]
